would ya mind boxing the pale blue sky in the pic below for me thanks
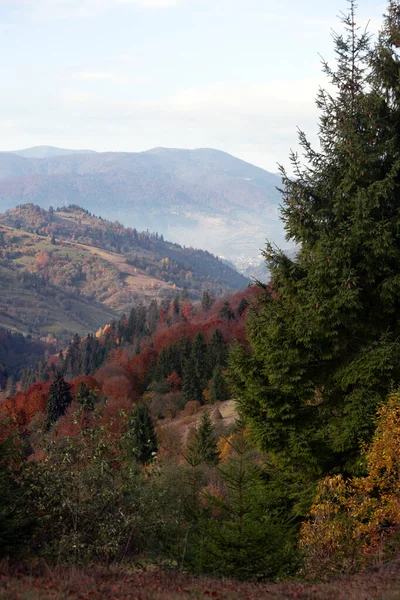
[0,0,385,171]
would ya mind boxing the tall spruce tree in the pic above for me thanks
[128,404,157,464]
[187,411,219,465]
[230,1,400,510]
[46,372,73,428]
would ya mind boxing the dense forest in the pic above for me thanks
[4,1,400,595]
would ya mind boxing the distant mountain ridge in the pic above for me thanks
[0,146,285,265]
[11,146,97,159]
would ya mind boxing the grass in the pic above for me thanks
[2,561,400,599]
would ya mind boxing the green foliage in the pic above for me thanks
[201,290,214,312]
[182,354,204,404]
[196,433,297,579]
[230,1,400,514]
[218,301,235,322]
[46,372,73,428]
[23,413,145,564]
[75,382,98,411]
[186,411,220,465]
[0,434,35,558]
[210,364,229,404]
[127,404,158,464]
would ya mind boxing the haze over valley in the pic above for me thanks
[0,145,286,272]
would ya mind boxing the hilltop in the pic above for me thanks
[0,204,249,343]
[0,146,284,265]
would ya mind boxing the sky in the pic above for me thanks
[0,0,386,172]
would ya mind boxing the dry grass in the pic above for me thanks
[74,241,174,300]
[2,560,400,600]
[159,400,239,445]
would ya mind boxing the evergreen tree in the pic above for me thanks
[187,411,219,465]
[201,290,214,312]
[183,354,204,404]
[208,328,228,369]
[218,301,235,322]
[128,404,157,464]
[124,306,136,343]
[210,364,229,404]
[0,435,35,558]
[237,296,250,318]
[64,334,81,378]
[230,2,400,510]
[75,382,97,411]
[147,299,159,332]
[197,433,296,578]
[173,294,180,316]
[46,372,73,428]
[192,332,210,388]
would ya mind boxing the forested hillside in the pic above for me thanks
[0,204,248,343]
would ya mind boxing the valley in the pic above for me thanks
[0,146,287,267]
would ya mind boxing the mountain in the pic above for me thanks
[0,146,285,264]
[11,146,97,159]
[0,204,249,343]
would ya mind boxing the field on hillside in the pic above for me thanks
[0,226,118,342]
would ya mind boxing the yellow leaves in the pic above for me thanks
[300,393,400,576]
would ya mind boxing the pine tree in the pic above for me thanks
[147,299,159,332]
[192,332,210,388]
[75,382,97,411]
[201,290,214,312]
[187,411,219,465]
[128,404,157,464]
[230,2,400,508]
[197,433,296,578]
[46,372,73,428]
[0,435,35,558]
[210,364,229,404]
[208,328,228,369]
[183,354,203,404]
[237,297,250,318]
[218,301,235,322]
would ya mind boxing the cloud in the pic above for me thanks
[49,78,322,171]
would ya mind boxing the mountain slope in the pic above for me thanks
[0,204,249,342]
[0,146,284,263]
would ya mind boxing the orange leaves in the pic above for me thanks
[166,371,183,391]
[69,375,99,399]
[34,249,50,270]
[301,393,400,576]
[1,382,50,429]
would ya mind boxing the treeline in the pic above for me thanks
[20,289,251,412]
